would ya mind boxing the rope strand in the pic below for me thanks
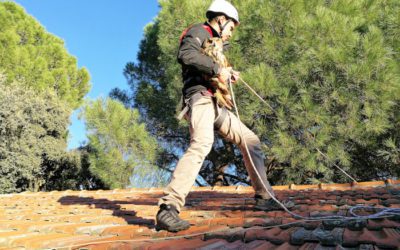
[239,76,358,183]
[229,76,399,221]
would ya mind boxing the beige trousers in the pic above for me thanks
[158,93,275,212]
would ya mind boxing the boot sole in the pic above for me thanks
[155,224,190,232]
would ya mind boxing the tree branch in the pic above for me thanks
[223,173,250,185]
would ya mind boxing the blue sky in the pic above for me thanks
[13,0,160,149]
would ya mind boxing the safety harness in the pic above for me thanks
[179,24,213,43]
[177,24,228,130]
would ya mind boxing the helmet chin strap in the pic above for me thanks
[217,18,231,37]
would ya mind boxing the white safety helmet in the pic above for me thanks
[206,0,240,26]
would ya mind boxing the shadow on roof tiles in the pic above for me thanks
[57,196,155,228]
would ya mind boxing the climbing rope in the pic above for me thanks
[239,77,358,183]
[230,76,400,221]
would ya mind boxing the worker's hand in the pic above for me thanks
[230,69,240,84]
[217,67,231,84]
[218,67,239,84]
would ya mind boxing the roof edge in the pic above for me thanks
[1,179,399,197]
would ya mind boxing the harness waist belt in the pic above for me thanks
[176,92,228,130]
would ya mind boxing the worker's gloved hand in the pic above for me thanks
[218,67,240,84]
[230,69,240,83]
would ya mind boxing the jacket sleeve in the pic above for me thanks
[177,26,220,76]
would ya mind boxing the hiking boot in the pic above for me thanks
[253,195,295,211]
[155,204,190,232]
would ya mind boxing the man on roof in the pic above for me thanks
[156,0,294,232]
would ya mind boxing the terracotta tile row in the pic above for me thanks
[164,226,400,249]
[0,180,398,249]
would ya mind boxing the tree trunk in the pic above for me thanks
[214,164,228,186]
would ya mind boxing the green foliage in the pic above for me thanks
[0,74,74,193]
[118,0,399,185]
[41,146,107,191]
[233,0,400,183]
[0,2,95,193]
[82,98,163,189]
[0,2,90,109]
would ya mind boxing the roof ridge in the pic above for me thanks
[0,179,398,197]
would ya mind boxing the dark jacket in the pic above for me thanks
[178,22,221,98]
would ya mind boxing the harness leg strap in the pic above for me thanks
[214,106,227,130]
[176,105,190,120]
[176,92,227,130]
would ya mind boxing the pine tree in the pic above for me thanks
[0,2,90,109]
[234,0,400,183]
[82,98,164,188]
